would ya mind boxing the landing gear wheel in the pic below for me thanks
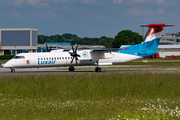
[69,66,75,71]
[11,69,15,73]
[95,67,101,72]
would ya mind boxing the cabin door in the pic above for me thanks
[30,55,35,66]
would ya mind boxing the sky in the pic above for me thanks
[0,0,179,38]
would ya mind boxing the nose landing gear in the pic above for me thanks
[11,69,15,73]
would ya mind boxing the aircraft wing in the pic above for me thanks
[78,48,122,61]
[91,48,122,52]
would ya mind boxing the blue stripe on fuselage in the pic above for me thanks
[115,50,158,58]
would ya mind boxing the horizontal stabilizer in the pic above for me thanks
[141,24,175,28]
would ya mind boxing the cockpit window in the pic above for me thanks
[13,56,25,59]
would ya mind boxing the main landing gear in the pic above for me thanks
[68,61,102,72]
[11,68,15,73]
[95,61,101,72]
[95,67,101,72]
[69,66,75,71]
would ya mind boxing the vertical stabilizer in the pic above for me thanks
[120,24,175,58]
[140,24,174,50]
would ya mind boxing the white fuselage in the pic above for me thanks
[3,51,142,68]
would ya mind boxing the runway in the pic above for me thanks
[1,65,180,76]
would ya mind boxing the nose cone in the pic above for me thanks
[3,62,9,68]
[3,61,14,68]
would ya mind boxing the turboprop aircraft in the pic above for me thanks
[2,23,174,72]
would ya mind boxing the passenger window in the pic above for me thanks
[52,58,53,60]
[49,58,51,60]
[57,57,59,60]
[41,58,43,60]
[47,58,48,60]
[60,57,61,59]
[62,57,64,59]
[54,57,56,60]
[44,58,46,60]
[38,58,40,60]
[65,57,67,59]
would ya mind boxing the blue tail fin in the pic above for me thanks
[120,24,174,57]
[140,23,165,50]
[121,24,175,51]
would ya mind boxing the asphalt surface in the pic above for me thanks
[0,65,180,76]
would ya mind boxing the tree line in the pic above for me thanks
[38,30,143,48]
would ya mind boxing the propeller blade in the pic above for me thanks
[49,46,52,52]
[46,44,49,52]
[72,45,75,53]
[75,57,77,65]
[75,44,78,52]
[71,57,74,63]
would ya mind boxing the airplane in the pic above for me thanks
[2,23,174,73]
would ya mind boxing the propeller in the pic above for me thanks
[46,44,52,52]
[69,45,80,65]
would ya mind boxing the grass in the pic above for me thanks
[57,64,180,71]
[135,58,180,61]
[123,61,180,65]
[0,72,180,119]
[123,58,180,65]
[0,60,7,68]
[0,60,8,62]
